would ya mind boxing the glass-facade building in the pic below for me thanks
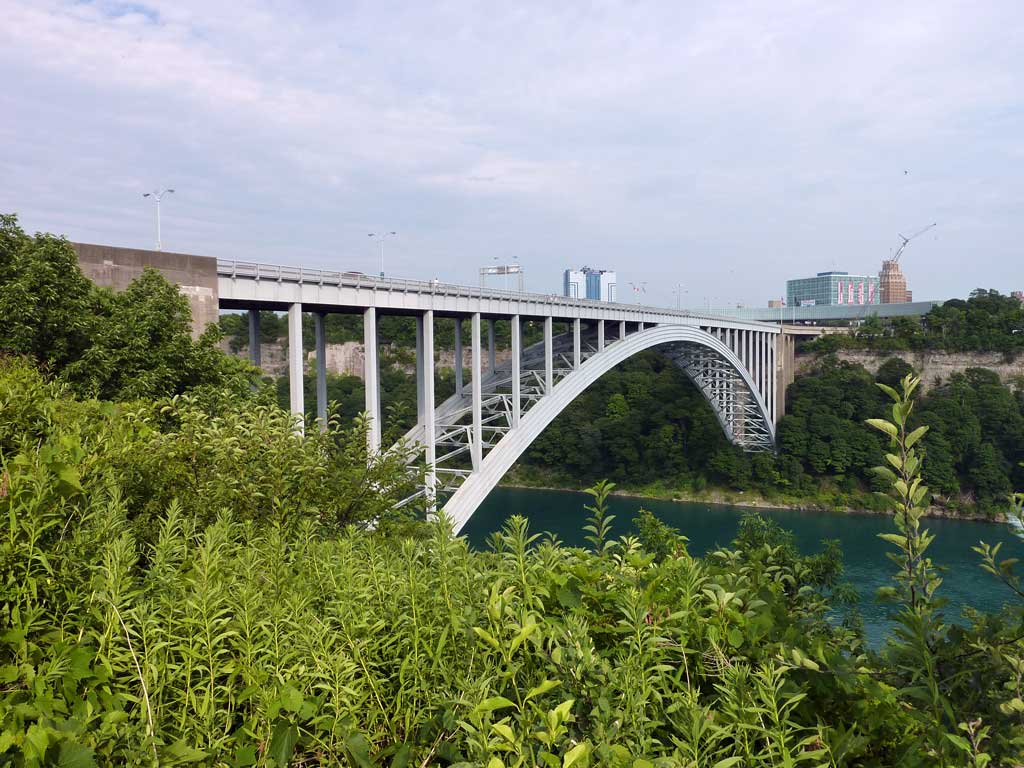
[786,271,880,307]
[564,267,617,302]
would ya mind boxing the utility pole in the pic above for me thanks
[142,188,174,251]
[368,231,397,277]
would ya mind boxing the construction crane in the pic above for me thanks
[892,222,937,264]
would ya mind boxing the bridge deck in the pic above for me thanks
[216,259,779,331]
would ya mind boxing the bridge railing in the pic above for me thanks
[216,259,751,325]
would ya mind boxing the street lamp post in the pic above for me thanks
[673,283,687,310]
[142,188,174,251]
[368,231,397,277]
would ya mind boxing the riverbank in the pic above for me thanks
[497,473,1005,524]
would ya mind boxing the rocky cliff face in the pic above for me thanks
[797,350,1024,392]
[223,341,511,379]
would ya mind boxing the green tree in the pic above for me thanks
[63,270,252,401]
[0,214,95,369]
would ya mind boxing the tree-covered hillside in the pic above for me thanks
[513,353,1024,516]
[807,289,1024,355]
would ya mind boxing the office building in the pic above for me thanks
[563,267,617,302]
[563,269,585,299]
[786,271,880,307]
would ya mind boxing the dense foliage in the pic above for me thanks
[518,352,730,487]
[0,215,253,402]
[0,358,416,544]
[2,360,1024,765]
[806,290,1024,355]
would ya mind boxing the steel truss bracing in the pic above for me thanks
[393,322,777,529]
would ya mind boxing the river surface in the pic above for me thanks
[463,487,1023,645]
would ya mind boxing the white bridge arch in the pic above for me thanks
[423,323,776,532]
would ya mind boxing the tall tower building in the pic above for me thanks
[563,269,585,299]
[879,260,911,304]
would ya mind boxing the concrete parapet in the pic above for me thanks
[72,242,219,338]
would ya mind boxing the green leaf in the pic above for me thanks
[711,759,745,768]
[57,742,96,768]
[267,723,299,767]
[57,466,83,493]
[491,722,516,744]
[475,696,517,713]
[162,741,209,765]
[944,733,971,753]
[472,627,500,651]
[905,425,929,449]
[280,684,304,713]
[563,742,590,768]
[526,679,561,701]
[345,733,375,768]
[876,382,900,401]
[389,743,412,768]
[510,621,538,654]
[865,418,897,438]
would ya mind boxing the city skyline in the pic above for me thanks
[1,0,1022,307]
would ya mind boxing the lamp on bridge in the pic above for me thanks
[368,231,397,277]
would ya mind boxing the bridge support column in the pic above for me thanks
[248,309,261,367]
[754,333,762,415]
[471,313,483,470]
[573,318,581,369]
[763,333,770,418]
[511,315,521,427]
[314,312,327,432]
[544,317,553,394]
[597,319,605,351]
[364,307,381,452]
[619,319,626,343]
[454,318,464,395]
[415,315,425,429]
[288,303,304,433]
[422,311,436,505]
[761,333,768,422]
[487,319,496,372]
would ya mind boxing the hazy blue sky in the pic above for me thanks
[2,0,1021,307]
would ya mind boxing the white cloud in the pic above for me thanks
[1,0,1022,302]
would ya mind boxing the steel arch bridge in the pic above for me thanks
[403,323,775,532]
[209,258,794,533]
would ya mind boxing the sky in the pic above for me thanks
[2,0,1022,308]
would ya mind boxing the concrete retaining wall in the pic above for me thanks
[73,242,219,339]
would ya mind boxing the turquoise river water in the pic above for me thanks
[462,487,1023,644]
